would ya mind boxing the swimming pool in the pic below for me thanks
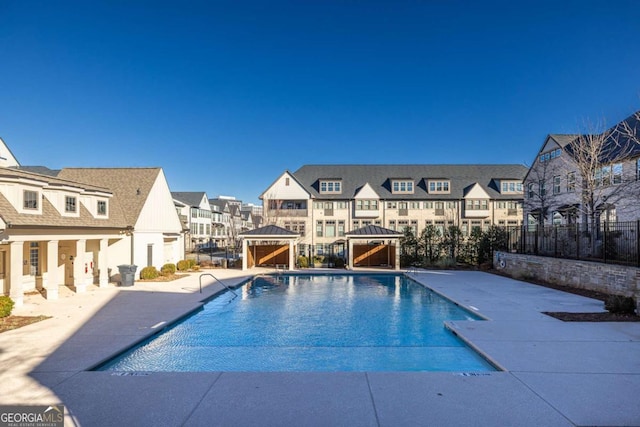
[96,274,495,372]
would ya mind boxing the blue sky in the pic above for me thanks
[1,1,639,204]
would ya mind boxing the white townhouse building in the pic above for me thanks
[209,196,246,250]
[524,111,640,226]
[0,137,186,305]
[56,168,185,273]
[260,164,528,260]
[172,192,213,252]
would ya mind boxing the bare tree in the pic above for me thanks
[524,152,558,226]
[567,112,640,229]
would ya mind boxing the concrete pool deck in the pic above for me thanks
[1,268,639,426]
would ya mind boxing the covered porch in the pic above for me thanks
[0,229,125,306]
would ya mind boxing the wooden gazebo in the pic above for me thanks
[239,225,300,271]
[345,225,402,270]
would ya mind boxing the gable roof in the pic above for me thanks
[57,168,162,226]
[172,191,208,207]
[292,164,528,200]
[548,134,579,148]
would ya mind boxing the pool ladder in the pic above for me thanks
[199,273,238,296]
[405,265,421,275]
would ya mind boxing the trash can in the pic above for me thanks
[221,259,228,269]
[118,264,138,287]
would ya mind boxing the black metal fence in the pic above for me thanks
[503,221,640,267]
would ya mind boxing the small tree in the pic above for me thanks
[400,228,419,267]
[443,225,464,262]
[478,226,509,264]
[421,224,443,264]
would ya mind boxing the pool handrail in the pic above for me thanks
[199,273,238,296]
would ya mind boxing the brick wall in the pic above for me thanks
[493,252,640,310]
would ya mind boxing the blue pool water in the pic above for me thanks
[97,274,495,372]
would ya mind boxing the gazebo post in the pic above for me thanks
[242,239,248,271]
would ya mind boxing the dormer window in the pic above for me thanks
[500,181,523,193]
[428,180,450,194]
[392,180,414,194]
[65,196,77,213]
[24,190,39,209]
[97,200,107,216]
[320,180,342,194]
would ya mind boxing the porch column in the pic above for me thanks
[73,239,87,293]
[9,242,24,306]
[241,239,248,271]
[98,238,109,287]
[288,240,295,271]
[347,239,354,270]
[45,240,59,300]
[393,239,400,271]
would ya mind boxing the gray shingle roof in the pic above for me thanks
[240,225,298,236]
[555,111,640,163]
[172,192,207,207]
[345,225,402,236]
[0,167,126,228]
[292,164,528,200]
[548,134,579,147]
[57,168,162,226]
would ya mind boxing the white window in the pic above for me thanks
[567,172,576,192]
[391,180,414,194]
[325,220,336,237]
[465,199,488,210]
[320,180,342,194]
[553,176,561,194]
[501,181,523,193]
[24,190,38,209]
[97,200,107,216]
[356,200,378,210]
[428,180,450,193]
[65,196,77,213]
[612,163,623,184]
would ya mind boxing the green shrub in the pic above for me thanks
[604,295,636,314]
[187,259,197,269]
[297,256,309,268]
[176,260,190,271]
[160,263,176,275]
[140,266,160,280]
[0,296,14,318]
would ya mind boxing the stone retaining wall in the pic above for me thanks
[493,252,640,309]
